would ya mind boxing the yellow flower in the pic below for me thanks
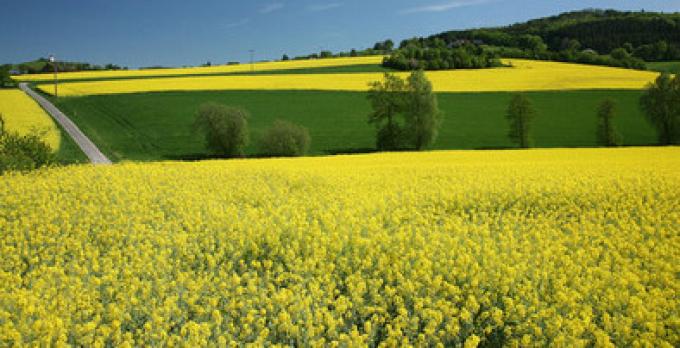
[0,89,61,150]
[464,334,481,348]
[34,59,658,96]
[0,147,677,346]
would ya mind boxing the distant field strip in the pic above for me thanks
[15,56,385,82]
[36,60,659,96]
[14,65,395,84]
[647,61,680,74]
[0,89,60,150]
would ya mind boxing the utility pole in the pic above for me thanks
[248,50,255,73]
[49,55,58,97]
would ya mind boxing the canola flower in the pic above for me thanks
[0,89,60,150]
[34,59,659,97]
[0,147,678,347]
[14,56,385,82]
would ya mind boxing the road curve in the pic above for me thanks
[19,83,112,165]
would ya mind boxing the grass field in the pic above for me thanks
[647,61,680,74]
[1,147,677,346]
[51,123,88,164]
[36,59,659,96]
[52,89,655,162]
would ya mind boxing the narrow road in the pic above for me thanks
[19,83,112,165]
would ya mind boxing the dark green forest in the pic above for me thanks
[380,9,679,71]
[430,9,680,61]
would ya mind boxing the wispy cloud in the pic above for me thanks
[260,2,285,14]
[224,18,250,29]
[308,2,343,12]
[400,0,491,14]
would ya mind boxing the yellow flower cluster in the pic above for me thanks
[0,147,678,347]
[14,56,385,82]
[0,89,60,150]
[35,59,658,96]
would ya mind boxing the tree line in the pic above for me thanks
[383,41,502,71]
[291,10,679,72]
[375,9,680,71]
[387,32,645,71]
[8,58,125,75]
[434,9,680,62]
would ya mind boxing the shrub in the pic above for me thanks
[0,66,12,88]
[0,114,56,174]
[259,120,310,157]
[193,103,249,157]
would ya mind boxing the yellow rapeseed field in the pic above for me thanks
[14,56,385,82]
[0,89,60,150]
[35,59,659,96]
[0,147,678,347]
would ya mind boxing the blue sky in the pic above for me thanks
[1,0,679,68]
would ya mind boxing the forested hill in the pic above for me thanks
[431,9,680,61]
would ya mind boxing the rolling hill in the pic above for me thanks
[431,9,680,60]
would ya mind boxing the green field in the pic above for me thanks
[53,122,88,164]
[647,61,680,74]
[52,90,656,162]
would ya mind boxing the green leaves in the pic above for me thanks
[505,95,536,148]
[640,73,680,145]
[367,72,442,151]
[193,103,249,157]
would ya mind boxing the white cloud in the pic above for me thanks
[400,0,491,14]
[260,2,285,14]
[308,2,343,12]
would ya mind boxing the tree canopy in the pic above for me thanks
[506,95,536,148]
[640,74,680,145]
[368,72,441,150]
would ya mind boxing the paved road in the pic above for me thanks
[19,83,112,165]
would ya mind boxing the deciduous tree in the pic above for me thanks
[640,73,680,145]
[596,99,622,146]
[506,95,536,148]
[405,70,442,150]
[367,73,407,151]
